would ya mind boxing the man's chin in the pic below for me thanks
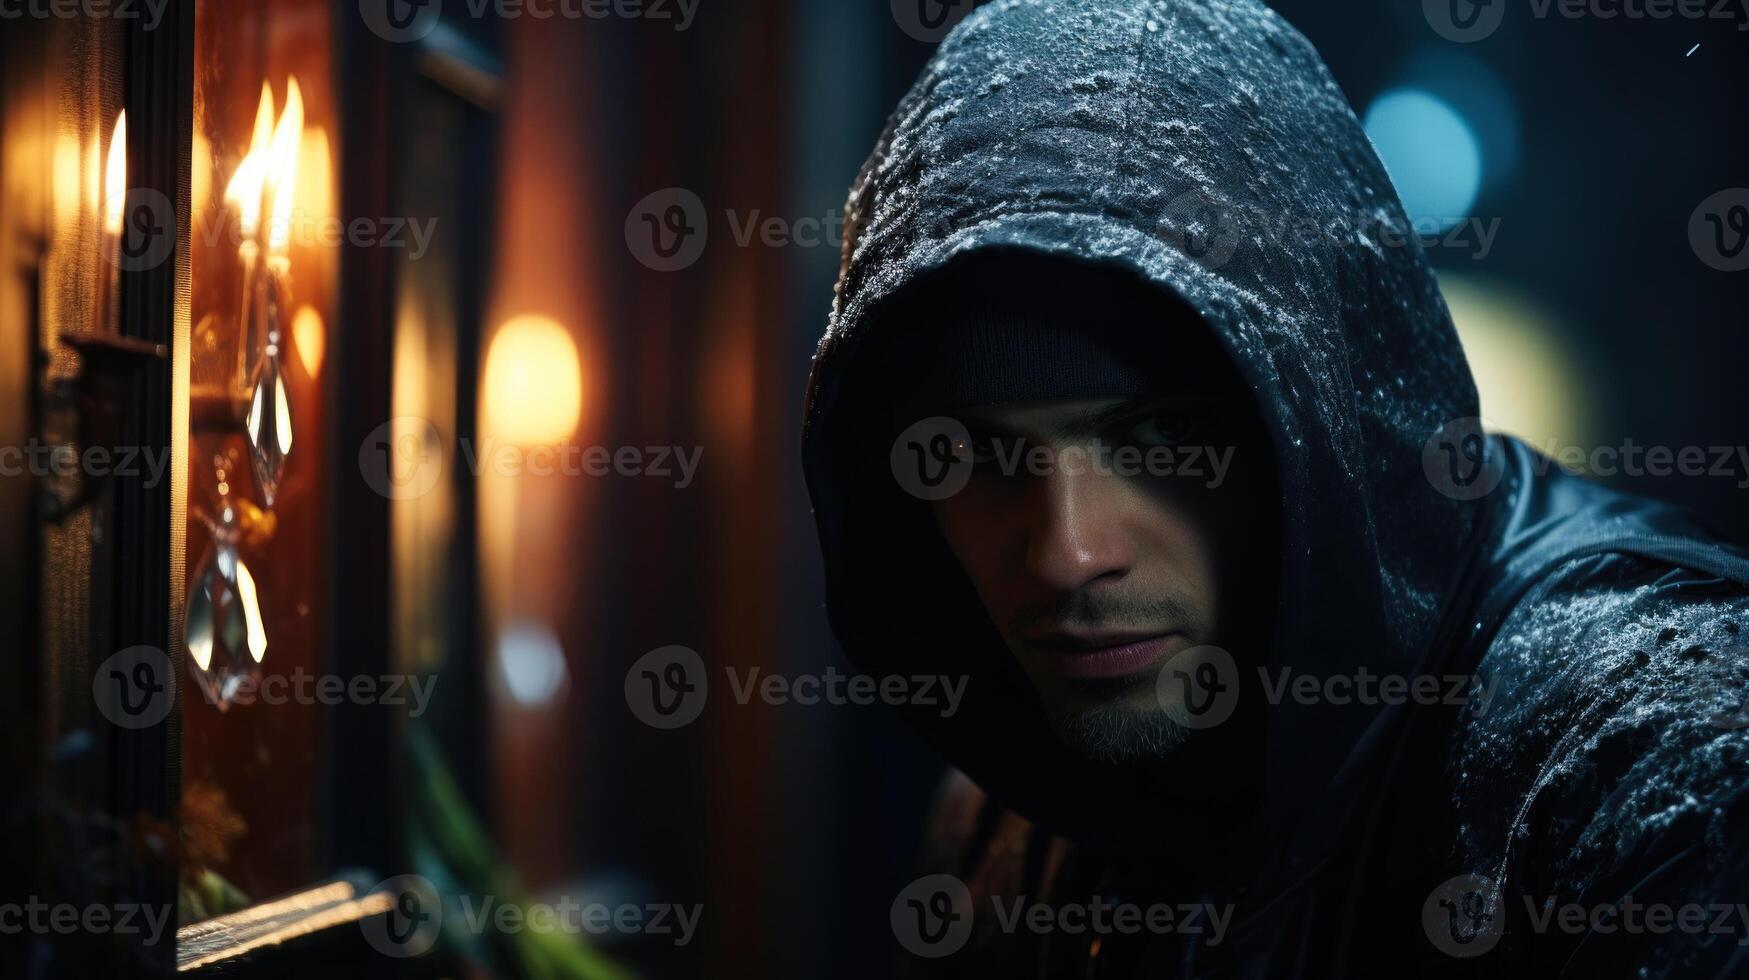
[1049,704,1189,766]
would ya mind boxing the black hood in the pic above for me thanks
[802,0,1485,875]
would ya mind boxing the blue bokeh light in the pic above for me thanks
[1363,89,1484,233]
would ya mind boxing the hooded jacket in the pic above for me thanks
[800,1,1749,975]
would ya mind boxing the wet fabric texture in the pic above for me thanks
[799,0,1749,974]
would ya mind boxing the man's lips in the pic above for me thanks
[1023,631,1186,681]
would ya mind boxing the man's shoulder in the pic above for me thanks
[1460,548,1749,769]
[1445,548,1749,965]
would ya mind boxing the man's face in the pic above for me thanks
[928,369,1272,764]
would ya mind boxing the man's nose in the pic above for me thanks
[1021,467,1134,593]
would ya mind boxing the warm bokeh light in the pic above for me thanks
[51,134,81,223]
[297,125,334,236]
[235,558,268,664]
[481,314,584,445]
[103,111,127,236]
[1440,271,1593,449]
[292,304,325,378]
[192,131,214,219]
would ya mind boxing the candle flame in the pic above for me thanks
[224,77,304,251]
[265,77,303,254]
[224,84,275,239]
[104,111,127,236]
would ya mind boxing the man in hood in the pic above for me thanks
[801,1,1749,976]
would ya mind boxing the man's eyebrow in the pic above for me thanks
[1070,395,1199,433]
[1083,396,1172,430]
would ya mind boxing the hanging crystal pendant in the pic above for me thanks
[243,261,293,506]
[186,451,268,710]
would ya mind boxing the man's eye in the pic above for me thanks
[1123,409,1207,448]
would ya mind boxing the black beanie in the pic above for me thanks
[878,253,1206,427]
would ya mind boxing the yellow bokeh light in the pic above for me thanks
[104,112,127,235]
[1440,271,1593,450]
[481,314,583,446]
[292,304,325,378]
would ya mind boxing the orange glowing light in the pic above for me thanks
[103,112,127,236]
[292,304,325,378]
[482,315,584,446]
